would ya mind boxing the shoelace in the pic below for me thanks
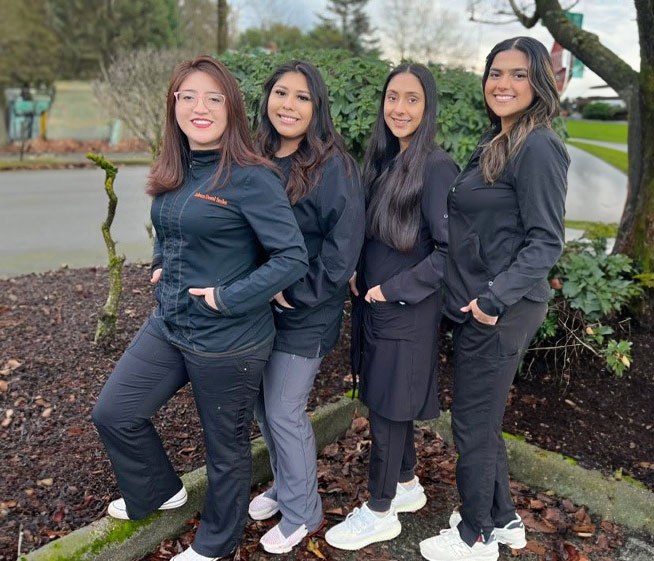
[437,528,475,554]
[344,507,372,533]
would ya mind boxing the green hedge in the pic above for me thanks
[221,49,487,165]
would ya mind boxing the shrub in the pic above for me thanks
[95,47,488,165]
[582,101,616,120]
[530,238,641,378]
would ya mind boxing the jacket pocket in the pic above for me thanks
[368,301,414,341]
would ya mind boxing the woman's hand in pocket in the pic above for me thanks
[461,298,497,325]
[189,287,217,310]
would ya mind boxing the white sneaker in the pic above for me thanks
[170,545,220,560]
[391,476,427,513]
[449,510,526,549]
[259,522,308,554]
[248,491,279,520]
[325,502,401,550]
[419,528,498,561]
[107,486,188,520]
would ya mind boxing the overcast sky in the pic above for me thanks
[233,0,639,100]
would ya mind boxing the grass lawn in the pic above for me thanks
[567,140,628,174]
[565,119,628,143]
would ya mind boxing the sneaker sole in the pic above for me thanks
[449,512,526,549]
[107,491,187,520]
[420,543,499,561]
[496,532,527,549]
[261,526,308,554]
[326,523,402,551]
[159,492,188,510]
[249,505,280,520]
[393,493,427,513]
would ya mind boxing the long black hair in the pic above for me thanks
[255,60,351,204]
[363,63,439,252]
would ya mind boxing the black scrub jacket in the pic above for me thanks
[353,149,460,421]
[150,150,308,355]
[444,126,570,323]
[273,153,366,358]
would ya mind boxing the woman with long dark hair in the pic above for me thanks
[325,63,458,551]
[419,37,569,561]
[92,55,308,561]
[249,60,365,554]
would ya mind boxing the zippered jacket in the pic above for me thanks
[150,150,308,355]
[273,153,365,357]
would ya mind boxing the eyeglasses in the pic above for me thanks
[173,91,226,110]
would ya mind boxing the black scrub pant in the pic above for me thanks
[367,408,417,512]
[92,318,270,558]
[451,298,547,546]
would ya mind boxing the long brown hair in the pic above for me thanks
[480,36,560,184]
[147,55,273,196]
[255,60,351,204]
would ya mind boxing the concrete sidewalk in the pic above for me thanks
[21,396,654,561]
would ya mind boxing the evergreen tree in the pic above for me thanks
[318,0,378,56]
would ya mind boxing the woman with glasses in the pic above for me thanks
[91,55,308,561]
[248,60,364,554]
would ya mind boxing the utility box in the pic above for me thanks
[6,88,53,141]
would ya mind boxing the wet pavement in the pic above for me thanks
[0,144,629,278]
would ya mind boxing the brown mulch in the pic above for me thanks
[1,263,653,560]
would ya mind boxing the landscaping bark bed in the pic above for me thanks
[1,263,652,560]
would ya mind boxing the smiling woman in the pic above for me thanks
[91,55,308,561]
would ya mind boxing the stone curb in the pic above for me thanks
[23,398,653,560]
[21,397,362,561]
[423,412,654,535]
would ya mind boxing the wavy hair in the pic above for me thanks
[480,36,560,184]
[147,55,273,196]
[363,63,439,252]
[255,60,352,204]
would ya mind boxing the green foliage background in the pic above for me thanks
[221,49,487,165]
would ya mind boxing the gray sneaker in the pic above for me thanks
[449,511,527,549]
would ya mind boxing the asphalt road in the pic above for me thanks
[0,145,629,278]
[0,165,152,277]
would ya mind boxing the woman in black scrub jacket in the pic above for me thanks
[92,55,307,561]
[326,63,458,551]
[419,37,569,561]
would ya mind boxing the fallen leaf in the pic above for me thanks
[307,538,326,559]
[524,540,546,555]
[351,416,368,433]
[564,542,580,561]
[52,506,66,523]
[325,507,343,515]
[0,359,22,375]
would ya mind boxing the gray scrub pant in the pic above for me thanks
[92,318,270,558]
[451,298,547,546]
[254,351,323,536]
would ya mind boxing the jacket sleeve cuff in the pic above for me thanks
[213,286,231,317]
[150,256,163,275]
[477,292,506,317]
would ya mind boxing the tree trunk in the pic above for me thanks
[217,0,229,54]
[87,153,125,344]
[517,0,654,271]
